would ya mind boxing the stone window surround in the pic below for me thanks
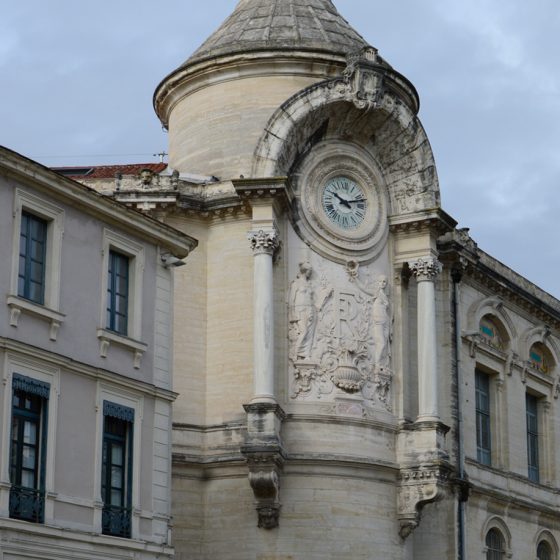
[473,364,504,470]
[97,229,147,369]
[536,530,559,560]
[0,355,60,524]
[7,189,65,340]
[93,385,143,540]
[481,517,512,559]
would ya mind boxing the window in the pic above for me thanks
[106,250,129,335]
[476,370,492,466]
[97,230,146,367]
[9,374,49,523]
[18,212,48,305]
[102,401,134,538]
[8,191,65,338]
[538,541,553,560]
[526,393,540,482]
[485,528,506,559]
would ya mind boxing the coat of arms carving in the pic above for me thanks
[288,261,393,412]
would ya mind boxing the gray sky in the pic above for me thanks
[1,1,559,297]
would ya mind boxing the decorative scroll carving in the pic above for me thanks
[409,257,442,282]
[248,229,280,256]
[332,46,385,112]
[288,262,393,412]
[397,466,451,539]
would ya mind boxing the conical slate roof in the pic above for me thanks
[185,0,369,67]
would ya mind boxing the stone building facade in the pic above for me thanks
[50,0,560,558]
[0,147,196,559]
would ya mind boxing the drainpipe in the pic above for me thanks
[452,263,466,560]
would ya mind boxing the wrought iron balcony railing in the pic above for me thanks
[102,505,132,538]
[9,485,45,523]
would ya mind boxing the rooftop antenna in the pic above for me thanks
[153,151,168,163]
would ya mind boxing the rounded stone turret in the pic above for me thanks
[154,0,390,179]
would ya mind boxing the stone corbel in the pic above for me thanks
[241,402,286,529]
[9,306,21,327]
[397,465,451,539]
[96,328,147,370]
[464,332,483,358]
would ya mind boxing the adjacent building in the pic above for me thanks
[0,147,197,559]
[4,0,560,558]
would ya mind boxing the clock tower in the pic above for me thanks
[153,0,458,557]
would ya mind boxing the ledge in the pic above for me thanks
[96,329,148,369]
[7,295,66,341]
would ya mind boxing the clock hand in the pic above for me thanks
[333,192,352,208]
[348,198,367,204]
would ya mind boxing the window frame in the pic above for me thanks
[8,190,65,338]
[526,392,540,483]
[9,374,50,523]
[93,387,142,539]
[538,540,553,560]
[101,401,134,538]
[485,527,506,559]
[18,211,48,305]
[97,229,146,367]
[0,357,59,525]
[106,249,130,336]
[475,369,492,466]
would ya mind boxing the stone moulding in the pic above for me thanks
[251,48,440,221]
[241,402,286,529]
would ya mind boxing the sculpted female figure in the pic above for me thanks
[371,275,391,371]
[289,262,317,361]
[348,261,392,372]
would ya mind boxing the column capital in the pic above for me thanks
[409,257,442,282]
[248,229,280,257]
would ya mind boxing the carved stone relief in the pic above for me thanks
[288,260,393,413]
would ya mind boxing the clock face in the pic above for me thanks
[321,176,368,230]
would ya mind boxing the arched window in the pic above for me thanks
[479,315,505,351]
[486,528,506,559]
[538,541,553,560]
[530,343,552,374]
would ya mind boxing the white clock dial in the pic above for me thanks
[321,176,368,230]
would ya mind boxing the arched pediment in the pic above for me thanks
[467,296,517,345]
[520,325,560,367]
[252,50,440,218]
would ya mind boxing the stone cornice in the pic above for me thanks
[233,177,292,208]
[0,146,197,258]
[389,208,457,235]
[439,230,560,329]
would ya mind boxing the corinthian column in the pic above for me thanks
[248,229,280,403]
[409,257,442,422]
